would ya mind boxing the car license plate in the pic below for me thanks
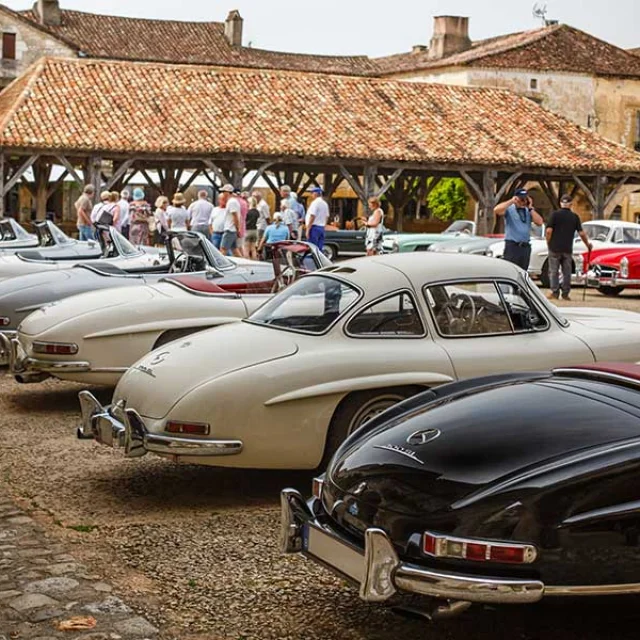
[302,522,364,584]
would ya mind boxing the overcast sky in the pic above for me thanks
[5,0,638,56]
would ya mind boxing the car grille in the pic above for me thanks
[592,264,618,279]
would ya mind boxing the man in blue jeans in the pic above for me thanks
[494,189,544,270]
[75,185,95,241]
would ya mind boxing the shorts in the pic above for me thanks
[221,230,238,252]
[211,232,223,249]
[192,224,209,236]
[237,236,245,249]
[245,229,259,245]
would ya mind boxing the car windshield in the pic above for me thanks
[247,275,360,334]
[2,219,30,241]
[583,224,611,242]
[444,220,474,235]
[39,223,72,247]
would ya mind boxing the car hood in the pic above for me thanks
[328,379,640,515]
[115,323,299,419]
[562,306,640,329]
[590,248,638,266]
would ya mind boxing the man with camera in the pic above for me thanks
[494,189,544,270]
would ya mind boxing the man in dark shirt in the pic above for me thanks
[545,195,592,301]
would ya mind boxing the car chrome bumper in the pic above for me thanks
[280,489,544,605]
[0,331,16,366]
[8,337,89,377]
[572,271,639,288]
[77,391,244,459]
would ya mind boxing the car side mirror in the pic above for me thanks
[205,266,220,280]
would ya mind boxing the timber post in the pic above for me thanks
[230,159,245,191]
[481,170,498,236]
[88,156,102,203]
[0,151,4,218]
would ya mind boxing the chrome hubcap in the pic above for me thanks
[347,394,405,435]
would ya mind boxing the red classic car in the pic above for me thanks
[577,246,640,296]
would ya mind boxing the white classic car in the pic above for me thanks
[0,224,164,281]
[489,220,640,287]
[7,242,329,385]
[78,253,640,470]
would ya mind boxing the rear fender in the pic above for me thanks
[84,317,240,340]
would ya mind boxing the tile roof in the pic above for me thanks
[376,24,640,79]
[1,57,639,175]
[15,7,375,75]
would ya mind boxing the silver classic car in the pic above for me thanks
[0,218,38,252]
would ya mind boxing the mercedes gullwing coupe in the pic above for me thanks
[7,241,329,384]
[282,363,640,620]
[0,218,38,252]
[76,253,640,470]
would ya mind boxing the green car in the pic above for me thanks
[382,220,478,253]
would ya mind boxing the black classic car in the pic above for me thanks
[283,364,640,620]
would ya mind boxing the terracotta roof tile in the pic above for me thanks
[1,57,639,174]
[17,8,375,75]
[376,24,640,78]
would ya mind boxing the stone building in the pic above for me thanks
[376,17,640,220]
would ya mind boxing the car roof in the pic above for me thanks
[321,253,524,294]
[584,220,640,229]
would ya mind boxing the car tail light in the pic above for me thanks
[32,341,78,355]
[0,317,10,327]
[423,531,537,564]
[312,476,325,500]
[165,421,210,435]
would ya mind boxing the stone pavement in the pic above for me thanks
[0,492,159,639]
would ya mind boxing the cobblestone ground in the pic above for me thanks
[1,290,640,639]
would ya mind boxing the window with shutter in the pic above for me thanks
[2,33,16,60]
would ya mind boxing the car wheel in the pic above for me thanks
[153,326,213,350]
[599,286,624,297]
[323,245,338,261]
[320,386,422,469]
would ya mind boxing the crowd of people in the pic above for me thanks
[74,182,365,259]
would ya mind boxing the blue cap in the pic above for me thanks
[133,187,145,200]
[308,187,323,194]
[515,189,528,198]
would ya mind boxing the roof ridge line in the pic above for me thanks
[0,56,47,135]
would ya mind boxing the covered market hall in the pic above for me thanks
[0,56,639,234]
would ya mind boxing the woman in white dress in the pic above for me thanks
[364,197,384,256]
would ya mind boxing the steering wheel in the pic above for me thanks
[436,293,477,334]
[169,252,188,274]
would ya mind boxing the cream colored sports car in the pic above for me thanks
[79,253,640,470]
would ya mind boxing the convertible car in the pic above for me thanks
[428,236,496,256]
[0,223,163,281]
[76,253,640,470]
[7,241,329,384]
[577,246,640,297]
[282,363,640,620]
[0,218,37,252]
[0,231,293,365]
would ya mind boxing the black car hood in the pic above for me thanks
[329,379,640,515]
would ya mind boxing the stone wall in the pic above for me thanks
[0,10,74,88]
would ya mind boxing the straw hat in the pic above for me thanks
[172,192,186,206]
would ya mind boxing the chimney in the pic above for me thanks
[428,16,471,60]
[33,0,61,26]
[224,10,243,47]
[412,45,428,54]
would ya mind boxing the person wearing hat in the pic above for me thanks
[305,186,329,250]
[219,184,241,256]
[545,194,593,301]
[494,189,544,270]
[128,187,153,246]
[90,190,111,225]
[167,192,190,232]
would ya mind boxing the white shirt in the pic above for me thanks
[224,198,241,233]
[167,206,189,231]
[282,207,298,232]
[209,207,226,234]
[90,203,104,223]
[118,199,130,229]
[256,199,270,231]
[306,198,329,227]
[154,207,168,232]
[189,198,214,227]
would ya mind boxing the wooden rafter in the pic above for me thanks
[55,155,84,187]
[246,162,275,192]
[46,169,68,199]
[106,158,136,190]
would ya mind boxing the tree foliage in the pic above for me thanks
[427,178,469,221]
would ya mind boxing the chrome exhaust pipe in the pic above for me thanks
[392,599,471,622]
[14,372,50,384]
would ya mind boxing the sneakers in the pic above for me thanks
[562,294,572,301]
